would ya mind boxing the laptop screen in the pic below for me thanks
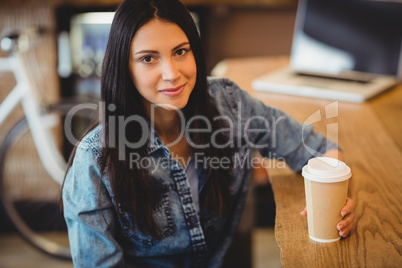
[290,0,402,81]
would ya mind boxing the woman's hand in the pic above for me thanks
[300,197,356,238]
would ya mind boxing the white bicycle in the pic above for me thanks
[0,28,98,259]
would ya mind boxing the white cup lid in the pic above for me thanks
[302,157,351,183]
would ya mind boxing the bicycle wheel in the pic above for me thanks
[0,100,98,259]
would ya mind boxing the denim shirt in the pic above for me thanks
[63,77,338,268]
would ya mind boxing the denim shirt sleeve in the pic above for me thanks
[208,77,339,172]
[62,145,125,267]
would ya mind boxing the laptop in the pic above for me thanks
[252,0,402,103]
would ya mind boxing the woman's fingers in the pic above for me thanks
[341,198,355,217]
[300,206,307,216]
[337,198,356,237]
[337,211,356,237]
[301,198,356,238]
[301,198,356,237]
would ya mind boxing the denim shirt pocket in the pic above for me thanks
[117,182,175,248]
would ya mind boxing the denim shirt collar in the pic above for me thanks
[147,126,166,155]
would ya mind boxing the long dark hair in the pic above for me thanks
[66,0,233,240]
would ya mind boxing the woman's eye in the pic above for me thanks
[141,56,153,63]
[175,48,188,56]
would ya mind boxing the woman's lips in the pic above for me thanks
[159,84,185,97]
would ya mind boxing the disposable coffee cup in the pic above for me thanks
[302,157,351,243]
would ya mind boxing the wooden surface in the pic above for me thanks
[213,56,402,267]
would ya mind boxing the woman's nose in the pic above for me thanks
[161,59,180,82]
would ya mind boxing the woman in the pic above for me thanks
[62,0,355,267]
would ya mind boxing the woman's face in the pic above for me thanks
[129,19,197,111]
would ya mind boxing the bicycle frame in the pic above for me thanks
[0,52,67,185]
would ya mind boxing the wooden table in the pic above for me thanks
[212,56,402,267]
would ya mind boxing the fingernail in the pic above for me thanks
[337,224,342,230]
[339,231,343,237]
[341,211,346,217]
